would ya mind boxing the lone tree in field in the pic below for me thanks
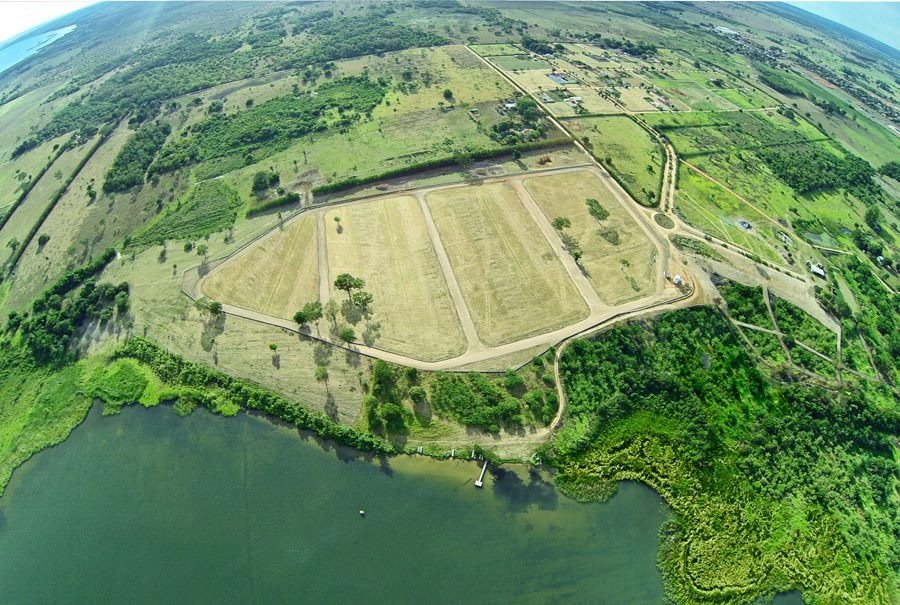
[334,273,365,301]
[207,300,223,316]
[315,365,329,395]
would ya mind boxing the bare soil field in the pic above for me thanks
[523,170,658,304]
[202,214,319,320]
[426,181,589,346]
[324,195,466,361]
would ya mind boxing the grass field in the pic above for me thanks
[202,214,319,321]
[523,170,657,304]
[652,79,739,111]
[567,116,663,206]
[324,195,466,361]
[0,135,69,212]
[3,124,192,315]
[490,55,552,71]
[0,135,96,264]
[426,181,588,346]
[212,45,532,200]
[101,243,365,425]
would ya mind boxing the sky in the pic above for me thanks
[0,1,897,51]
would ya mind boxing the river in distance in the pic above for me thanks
[0,404,670,603]
[0,25,77,76]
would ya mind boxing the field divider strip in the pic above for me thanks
[316,212,330,304]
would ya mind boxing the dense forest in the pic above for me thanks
[552,308,898,604]
[103,122,171,193]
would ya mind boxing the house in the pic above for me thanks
[807,260,826,278]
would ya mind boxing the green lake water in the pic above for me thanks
[0,405,670,604]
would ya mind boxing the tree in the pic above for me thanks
[315,366,329,393]
[334,273,365,300]
[560,232,583,262]
[324,299,339,326]
[338,326,356,343]
[115,291,129,313]
[268,342,278,351]
[552,216,571,230]
[37,234,50,248]
[864,205,882,234]
[443,88,453,101]
[351,290,374,312]
[208,300,223,315]
[196,243,208,257]
[252,171,270,193]
[409,385,426,403]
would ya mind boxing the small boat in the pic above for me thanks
[359,510,365,517]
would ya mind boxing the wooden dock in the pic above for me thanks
[474,461,488,488]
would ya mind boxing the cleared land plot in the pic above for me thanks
[491,55,552,71]
[470,43,522,56]
[523,170,657,305]
[567,116,663,206]
[427,182,588,346]
[568,87,621,114]
[325,196,466,361]
[615,87,658,112]
[652,79,739,111]
[202,214,319,321]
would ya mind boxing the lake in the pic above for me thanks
[0,404,669,604]
[0,25,77,76]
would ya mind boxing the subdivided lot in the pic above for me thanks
[523,170,657,305]
[202,214,319,321]
[566,116,663,205]
[426,182,588,346]
[469,43,523,57]
[101,246,365,426]
[324,195,466,361]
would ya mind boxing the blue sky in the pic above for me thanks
[790,2,900,51]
